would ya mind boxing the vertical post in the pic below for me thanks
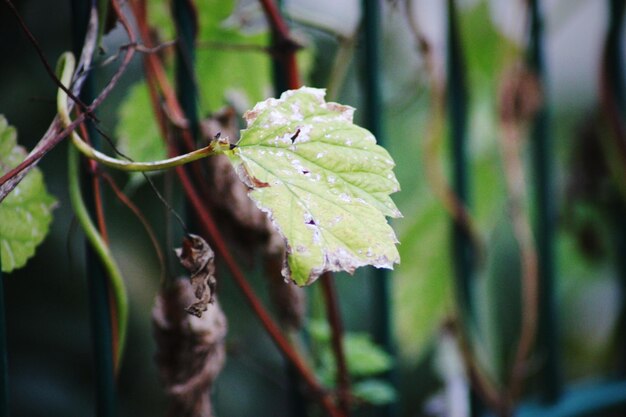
[71,2,117,416]
[173,0,199,139]
[0,253,8,417]
[362,1,397,416]
[606,0,626,376]
[527,0,561,403]
[446,0,472,316]
[446,2,481,414]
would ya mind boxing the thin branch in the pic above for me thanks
[0,7,98,201]
[0,0,136,200]
[3,0,91,115]
[101,172,168,287]
[259,0,301,90]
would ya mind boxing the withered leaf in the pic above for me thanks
[175,234,216,317]
[152,279,227,417]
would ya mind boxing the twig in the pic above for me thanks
[4,0,91,115]
[101,172,168,286]
[0,8,97,200]
[0,0,136,200]
[259,0,301,90]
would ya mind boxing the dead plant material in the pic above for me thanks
[265,253,306,330]
[175,234,216,317]
[153,279,227,417]
[498,64,542,126]
[199,108,284,257]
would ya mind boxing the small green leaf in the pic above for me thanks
[115,82,167,186]
[344,333,393,377]
[352,379,397,406]
[0,116,56,272]
[227,87,401,285]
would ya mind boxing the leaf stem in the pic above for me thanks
[56,53,226,172]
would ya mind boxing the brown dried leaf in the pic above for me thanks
[153,279,227,417]
[175,234,216,317]
[199,108,284,256]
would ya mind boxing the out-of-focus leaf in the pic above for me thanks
[116,82,167,162]
[344,333,393,377]
[308,318,331,343]
[393,199,453,362]
[352,379,397,406]
[0,116,56,272]
[148,0,175,41]
[196,0,271,113]
[115,82,167,187]
[227,87,401,285]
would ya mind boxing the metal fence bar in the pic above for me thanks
[517,380,626,417]
[70,2,117,416]
[446,0,473,317]
[606,0,626,379]
[446,2,485,415]
[362,2,398,417]
[527,0,561,403]
[0,254,8,417]
[173,0,199,139]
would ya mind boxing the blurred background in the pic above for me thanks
[1,0,626,416]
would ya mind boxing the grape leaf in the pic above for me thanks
[227,87,401,285]
[0,116,56,272]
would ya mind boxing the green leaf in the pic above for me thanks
[227,87,401,285]
[344,333,394,377]
[115,82,167,186]
[0,116,56,272]
[352,379,397,406]
[195,0,271,113]
[394,199,453,363]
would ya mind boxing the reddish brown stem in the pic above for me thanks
[259,0,301,90]
[321,273,351,415]
[258,0,291,40]
[101,173,167,285]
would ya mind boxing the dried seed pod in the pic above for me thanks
[152,279,227,417]
[175,234,216,317]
